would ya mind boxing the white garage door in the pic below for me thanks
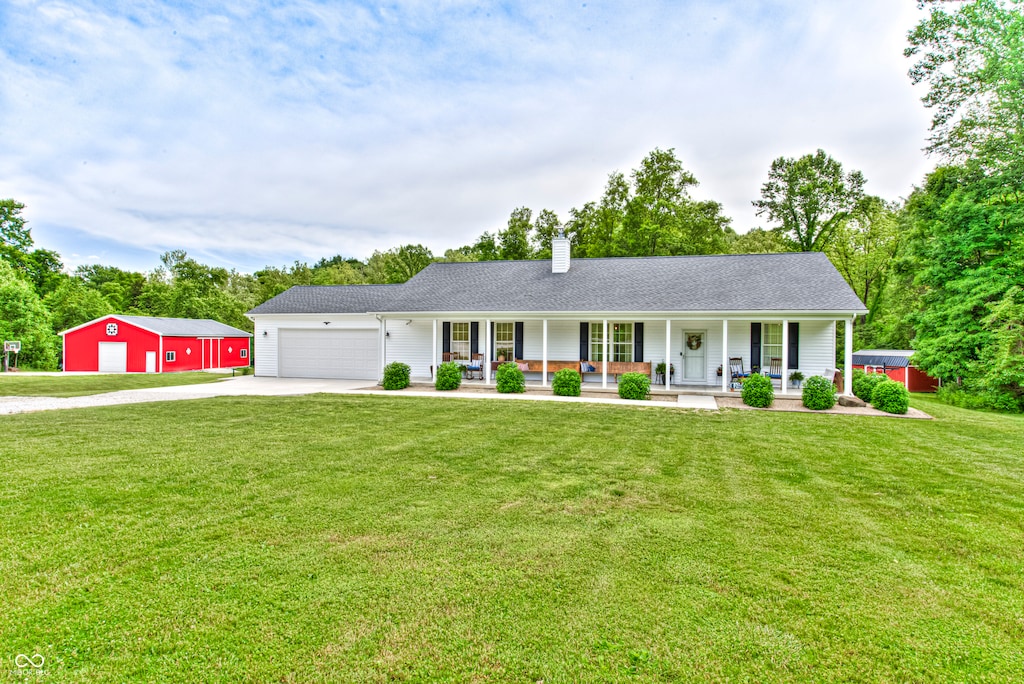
[98,342,128,373]
[278,329,379,380]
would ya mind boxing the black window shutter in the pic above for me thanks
[470,322,479,355]
[442,322,451,354]
[634,322,644,362]
[750,322,761,368]
[579,322,589,361]
[788,322,800,368]
[514,322,524,360]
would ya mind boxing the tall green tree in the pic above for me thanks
[907,0,1024,172]
[530,209,562,259]
[366,244,434,283]
[44,279,116,334]
[753,149,866,252]
[826,196,903,326]
[497,207,532,260]
[0,260,58,369]
[0,199,32,261]
[619,148,699,256]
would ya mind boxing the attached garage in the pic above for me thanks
[278,328,379,380]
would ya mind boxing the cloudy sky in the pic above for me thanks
[1,0,935,274]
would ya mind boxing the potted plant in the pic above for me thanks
[789,370,804,388]
[655,361,675,378]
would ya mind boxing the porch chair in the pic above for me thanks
[765,357,783,386]
[729,357,749,382]
[465,353,483,380]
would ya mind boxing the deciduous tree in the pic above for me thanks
[753,150,866,252]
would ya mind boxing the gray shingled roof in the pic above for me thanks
[246,284,402,315]
[247,253,867,315]
[117,316,252,337]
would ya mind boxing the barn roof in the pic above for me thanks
[60,315,251,337]
[852,350,915,368]
[248,253,867,316]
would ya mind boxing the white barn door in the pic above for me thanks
[98,342,128,373]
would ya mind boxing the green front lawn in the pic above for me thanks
[0,371,228,397]
[1,395,1022,682]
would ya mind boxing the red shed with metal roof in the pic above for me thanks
[852,349,938,393]
[60,316,252,373]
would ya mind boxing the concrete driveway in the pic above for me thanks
[0,376,377,415]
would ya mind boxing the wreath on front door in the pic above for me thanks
[686,334,702,351]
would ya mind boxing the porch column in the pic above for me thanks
[432,319,437,379]
[485,318,491,385]
[601,319,608,389]
[844,318,854,396]
[721,319,729,392]
[664,319,671,391]
[542,319,548,387]
[781,319,789,395]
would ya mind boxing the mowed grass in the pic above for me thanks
[0,371,228,397]
[1,395,1022,682]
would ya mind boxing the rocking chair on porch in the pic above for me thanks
[765,357,783,382]
[729,357,750,382]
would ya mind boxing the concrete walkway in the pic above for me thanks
[0,376,721,415]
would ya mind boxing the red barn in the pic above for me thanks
[853,349,938,393]
[60,316,252,373]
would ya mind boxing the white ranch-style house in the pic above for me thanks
[247,238,868,396]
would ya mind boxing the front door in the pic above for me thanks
[681,331,706,382]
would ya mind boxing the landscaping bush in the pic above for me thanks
[870,379,910,414]
[617,373,650,400]
[435,361,462,391]
[741,373,774,408]
[382,361,411,390]
[552,368,581,397]
[495,361,525,393]
[853,370,888,403]
[802,375,836,410]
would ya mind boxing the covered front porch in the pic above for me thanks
[381,314,856,396]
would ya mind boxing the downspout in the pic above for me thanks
[376,315,386,381]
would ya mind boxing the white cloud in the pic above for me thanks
[0,0,936,272]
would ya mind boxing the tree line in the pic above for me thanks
[1,0,1021,411]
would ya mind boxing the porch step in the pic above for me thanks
[676,395,719,410]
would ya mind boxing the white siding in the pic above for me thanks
[251,314,380,378]
[796,320,836,380]
[383,319,433,379]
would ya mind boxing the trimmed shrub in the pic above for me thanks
[741,373,774,408]
[802,374,836,410]
[382,361,411,390]
[495,361,525,393]
[435,361,462,391]
[552,368,581,397]
[617,372,650,400]
[853,370,888,402]
[870,379,910,414]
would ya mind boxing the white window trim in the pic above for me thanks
[165,351,176,362]
[240,348,248,359]
[761,322,783,369]
[495,322,514,362]
[591,321,633,363]
[450,322,470,361]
